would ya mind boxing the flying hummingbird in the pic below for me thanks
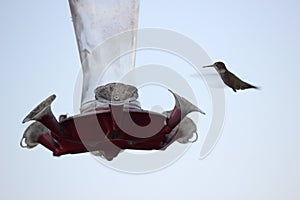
[203,61,259,92]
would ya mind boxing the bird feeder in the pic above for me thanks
[20,0,204,160]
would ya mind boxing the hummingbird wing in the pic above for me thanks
[237,79,259,90]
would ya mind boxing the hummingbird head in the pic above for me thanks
[203,61,227,73]
[214,61,227,72]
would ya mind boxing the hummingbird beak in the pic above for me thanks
[202,64,215,68]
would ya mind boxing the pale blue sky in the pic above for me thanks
[1,0,300,199]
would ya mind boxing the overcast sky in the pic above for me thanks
[1,0,300,199]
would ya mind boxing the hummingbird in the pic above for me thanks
[203,61,259,92]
